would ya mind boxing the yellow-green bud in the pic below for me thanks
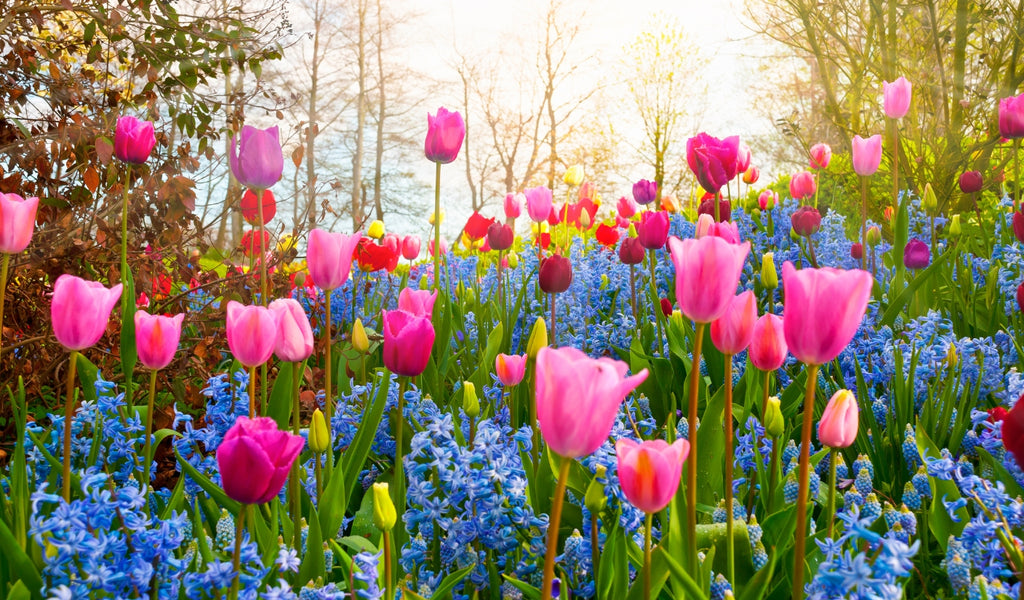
[463,381,479,419]
[599,274,609,290]
[866,226,882,247]
[308,408,330,454]
[764,396,784,438]
[372,482,396,531]
[579,209,592,228]
[949,214,962,236]
[627,224,638,238]
[789,228,801,242]
[526,317,548,359]
[463,286,476,304]
[563,165,585,187]
[367,220,385,239]
[585,465,608,513]
[419,276,429,290]
[761,252,778,289]
[352,319,369,354]
[946,344,958,368]
[507,253,519,269]
[293,271,307,288]
[921,183,938,216]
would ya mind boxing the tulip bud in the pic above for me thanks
[308,408,330,454]
[352,319,369,354]
[850,243,864,261]
[372,482,397,531]
[959,170,984,194]
[600,274,609,290]
[579,209,592,228]
[563,165,585,187]
[419,276,430,290]
[921,183,938,216]
[627,224,638,238]
[761,252,778,289]
[463,286,477,305]
[526,317,548,359]
[948,215,962,237]
[585,465,608,513]
[866,226,882,246]
[463,381,479,419]
[764,396,784,438]
[507,253,519,269]
[945,344,958,368]
[818,389,858,448]
[429,211,443,226]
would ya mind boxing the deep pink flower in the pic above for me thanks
[617,196,638,219]
[781,262,873,365]
[226,301,278,368]
[1000,94,1024,139]
[789,171,816,201]
[402,235,421,260]
[668,236,750,324]
[637,210,670,250]
[903,238,930,269]
[958,171,983,194]
[134,311,184,370]
[424,107,465,164]
[809,143,831,170]
[616,438,689,514]
[0,193,39,254]
[382,309,435,377]
[487,222,514,251]
[216,416,304,504]
[504,193,523,219]
[539,254,573,294]
[686,133,740,193]
[710,291,757,355]
[748,313,787,371]
[618,237,645,265]
[791,206,822,237]
[114,115,156,165]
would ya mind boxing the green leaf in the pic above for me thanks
[697,385,726,508]
[159,471,187,520]
[340,372,390,516]
[75,353,100,406]
[501,576,540,600]
[915,424,968,548]
[0,519,42,600]
[431,565,475,600]
[5,580,31,600]
[878,250,952,328]
[173,447,241,515]
[299,506,325,586]
[318,457,349,542]
[267,362,296,431]
[660,548,708,600]
[736,551,778,600]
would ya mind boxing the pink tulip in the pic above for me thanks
[735,142,752,174]
[668,236,750,324]
[817,389,858,448]
[809,143,832,170]
[999,94,1024,139]
[398,287,438,318]
[789,171,816,201]
[495,353,527,386]
[852,135,883,177]
[695,214,739,244]
[114,116,156,165]
[134,311,184,370]
[216,416,304,505]
[381,233,400,255]
[229,125,284,190]
[535,346,648,458]
[428,238,448,257]
[51,275,122,351]
[0,193,39,254]
[616,438,689,513]
[743,165,760,185]
[710,291,757,355]
[525,186,554,223]
[226,301,278,368]
[758,189,778,211]
[307,228,362,290]
[781,262,873,365]
[883,77,912,120]
[687,133,740,193]
[382,309,435,377]
[269,298,314,362]
[617,196,638,219]
[424,107,466,164]
[402,235,421,260]
[637,210,670,250]
[748,313,787,371]
[504,193,523,219]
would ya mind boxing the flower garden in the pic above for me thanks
[4,57,1024,600]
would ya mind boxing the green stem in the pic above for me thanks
[143,368,158,505]
[291,361,303,554]
[813,172,820,209]
[541,458,572,600]
[324,294,334,479]
[433,161,442,291]
[0,252,9,416]
[629,264,638,319]
[590,511,601,599]
[860,177,868,270]
[761,370,771,418]
[392,377,408,548]
[687,322,706,574]
[550,293,557,348]
[62,351,80,502]
[649,250,663,352]
[826,448,838,538]
[248,365,256,416]
[791,363,820,600]
[1015,139,1021,213]
[229,506,247,600]
[121,164,132,283]
[644,512,653,600]
[724,355,735,583]
[892,122,900,214]
[768,434,780,514]
[384,530,394,600]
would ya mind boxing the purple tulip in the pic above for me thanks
[424,107,466,164]
[632,179,658,205]
[229,125,284,190]
[903,238,930,269]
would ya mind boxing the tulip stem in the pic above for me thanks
[1015,139,1021,213]
[383,529,394,600]
[61,351,80,502]
[229,506,246,600]
[643,512,653,600]
[760,370,771,420]
[590,510,601,599]
[892,123,900,215]
[392,377,408,552]
[257,189,268,307]
[433,161,442,292]
[142,368,158,506]
[713,192,721,222]
[724,355,735,584]
[541,458,572,600]
[324,293,334,478]
[860,177,868,271]
[648,250,663,353]
[0,253,9,348]
[120,164,132,286]
[248,365,257,416]
[314,453,323,502]
[826,448,838,538]
[291,361,303,555]
[549,294,556,348]
[629,264,638,320]
[813,173,820,210]
[791,363,820,600]
[686,322,705,574]
[767,432,780,514]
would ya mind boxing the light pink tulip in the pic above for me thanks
[748,313,788,371]
[398,288,438,318]
[781,262,873,365]
[51,275,122,351]
[809,143,832,170]
[668,236,750,324]
[216,416,304,504]
[134,311,184,370]
[616,438,689,514]
[883,77,912,120]
[852,135,883,177]
[0,193,39,254]
[535,346,648,458]
[710,291,757,355]
[525,186,554,223]
[226,301,278,368]
[269,298,314,362]
[229,125,283,190]
[817,389,858,448]
[307,228,362,290]
[495,353,527,386]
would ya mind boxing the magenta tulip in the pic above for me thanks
[903,238,930,269]
[307,228,362,291]
[0,193,39,254]
[134,311,183,370]
[697,196,731,222]
[1014,212,1024,244]
[504,192,523,219]
[402,235,421,260]
[791,205,822,237]
[487,222,515,251]
[668,236,750,324]
[51,275,122,351]
[637,210,670,250]
[852,135,883,177]
[809,143,832,170]
[817,389,858,448]
[789,171,816,201]
[269,298,314,362]
[217,416,304,505]
[999,94,1024,139]
[114,116,156,165]
[618,237,645,265]
[539,254,573,294]
[495,353,527,386]
[398,287,438,318]
[424,107,465,164]
[882,77,912,119]
[1018,281,1024,313]
[616,438,689,514]
[382,309,435,377]
[958,171,983,194]
[535,346,648,458]
[687,133,740,193]
[632,179,658,205]
[226,301,278,368]
[749,313,787,371]
[710,291,757,355]
[617,195,638,219]
[781,262,873,366]
[525,186,554,223]
[229,125,284,190]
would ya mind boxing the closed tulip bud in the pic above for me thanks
[563,165,584,186]
[0,193,40,254]
[818,390,858,448]
[51,275,123,351]
[850,243,863,261]
[1014,212,1024,244]
[921,183,938,216]
[226,301,279,368]
[946,344,958,368]
[229,125,284,190]
[618,237,645,265]
[372,482,397,531]
[368,220,385,239]
[710,291,757,355]
[217,417,303,505]
[507,253,519,268]
[791,205,822,237]
[579,209,592,229]
[697,196,731,222]
[585,465,608,513]
[764,396,784,437]
[401,235,421,260]
[949,215,962,237]
[424,107,465,164]
[308,408,330,454]
[903,238,930,269]
[526,317,548,359]
[463,286,476,304]
[959,171,983,194]
[749,313,787,371]
[789,171,816,201]
[487,222,514,251]
[114,115,157,164]
[809,143,832,170]
[866,226,882,246]
[761,252,778,289]
[735,142,752,174]
[429,210,443,226]
[743,165,760,185]
[882,77,912,120]
[134,311,184,370]
[852,135,883,177]
[382,309,434,377]
[637,210,670,250]
[616,437,689,513]
[352,318,369,353]
[525,186,554,223]
[461,381,480,419]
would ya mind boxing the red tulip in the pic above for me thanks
[382,309,435,377]
[504,193,523,219]
[958,171,983,194]
[356,238,400,273]
[240,229,270,257]
[791,206,822,237]
[850,243,863,261]
[1014,212,1024,244]
[781,262,873,365]
[464,211,496,241]
[1003,394,1024,470]
[424,107,465,164]
[241,189,276,225]
[616,438,689,513]
[595,223,620,247]
[217,416,304,504]
[1018,281,1024,312]
[539,254,573,294]
[697,195,731,222]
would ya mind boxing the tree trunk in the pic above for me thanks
[372,0,386,221]
[351,0,367,231]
